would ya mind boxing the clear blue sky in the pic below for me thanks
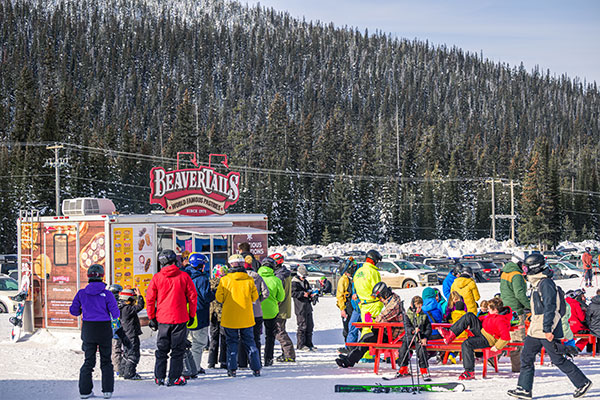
[246,0,599,84]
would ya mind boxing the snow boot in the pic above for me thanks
[447,352,458,364]
[338,347,349,355]
[335,354,352,368]
[253,370,261,377]
[103,393,112,399]
[458,371,475,380]
[420,368,429,376]
[264,359,273,367]
[507,386,532,399]
[154,378,165,386]
[397,366,410,376]
[440,328,456,345]
[80,393,93,399]
[574,380,593,398]
[227,369,237,377]
[276,355,296,362]
[166,376,187,386]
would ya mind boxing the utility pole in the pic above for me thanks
[501,179,519,242]
[487,178,503,240]
[44,144,69,216]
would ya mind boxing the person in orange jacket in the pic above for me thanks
[582,248,593,287]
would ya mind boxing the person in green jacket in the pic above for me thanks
[258,257,286,367]
[353,250,383,334]
[500,259,530,372]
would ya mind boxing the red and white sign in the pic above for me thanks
[149,154,241,216]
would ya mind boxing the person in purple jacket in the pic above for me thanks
[70,264,120,399]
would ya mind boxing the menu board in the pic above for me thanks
[113,225,154,297]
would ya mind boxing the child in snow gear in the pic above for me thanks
[69,264,120,399]
[508,255,592,399]
[337,258,358,345]
[118,288,145,380]
[107,284,128,376]
[147,249,197,387]
[336,282,404,368]
[216,254,261,377]
[396,296,432,377]
[258,257,285,366]
[208,264,229,369]
[582,248,593,287]
[186,252,215,375]
[292,265,317,351]
[440,298,512,381]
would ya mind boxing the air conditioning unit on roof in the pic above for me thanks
[62,198,116,216]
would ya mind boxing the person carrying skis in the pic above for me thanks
[500,258,530,372]
[186,253,215,375]
[354,250,384,333]
[507,253,592,399]
[258,257,285,366]
[146,249,197,387]
[216,254,261,377]
[450,265,480,314]
[335,282,403,368]
[292,265,317,351]
[440,297,512,380]
[272,253,297,362]
[69,264,120,399]
[118,288,145,380]
[396,296,432,377]
[582,248,593,287]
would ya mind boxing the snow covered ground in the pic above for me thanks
[1,277,599,400]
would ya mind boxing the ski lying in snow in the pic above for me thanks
[334,382,465,393]
[382,373,431,381]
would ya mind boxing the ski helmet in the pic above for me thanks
[261,257,277,269]
[213,264,229,279]
[461,265,473,277]
[158,249,177,267]
[119,288,136,301]
[270,253,285,266]
[371,281,392,300]
[523,253,547,276]
[297,265,308,278]
[107,284,123,299]
[585,247,591,252]
[228,254,245,268]
[87,264,105,281]
[366,249,382,265]
[189,253,209,269]
[341,257,358,276]
[451,265,462,276]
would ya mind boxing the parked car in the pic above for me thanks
[0,274,20,313]
[458,259,502,283]
[423,258,457,283]
[0,254,17,275]
[377,259,438,288]
[285,261,334,290]
[547,260,584,279]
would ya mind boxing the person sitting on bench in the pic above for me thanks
[396,296,432,377]
[439,297,512,380]
[335,282,403,368]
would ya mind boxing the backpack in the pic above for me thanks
[536,279,567,317]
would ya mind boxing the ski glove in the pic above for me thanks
[149,318,159,331]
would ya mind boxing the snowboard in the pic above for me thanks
[9,291,27,342]
[334,382,465,393]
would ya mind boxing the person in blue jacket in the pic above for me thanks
[186,253,215,374]
[70,264,120,400]
[422,287,444,339]
[443,265,462,300]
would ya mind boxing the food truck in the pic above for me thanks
[16,154,273,331]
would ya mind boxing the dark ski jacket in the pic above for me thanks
[119,295,145,338]
[189,267,216,330]
[528,269,564,339]
[291,276,313,315]
[70,281,120,322]
[241,251,261,271]
[275,265,293,319]
[404,306,432,339]
[586,295,600,337]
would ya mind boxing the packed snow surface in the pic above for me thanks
[2,239,600,399]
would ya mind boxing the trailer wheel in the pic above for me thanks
[402,279,417,289]
[0,302,7,313]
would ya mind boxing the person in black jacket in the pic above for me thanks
[396,296,432,377]
[586,294,600,338]
[118,288,145,380]
[292,265,317,351]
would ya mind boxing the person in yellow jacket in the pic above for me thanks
[450,266,480,314]
[215,254,261,377]
[336,258,358,342]
[353,250,384,334]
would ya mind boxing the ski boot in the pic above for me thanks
[419,368,431,381]
[396,366,410,377]
[166,376,186,386]
[458,371,475,380]
[439,328,456,345]
[574,380,593,398]
[335,354,352,368]
[507,386,532,399]
[447,352,458,364]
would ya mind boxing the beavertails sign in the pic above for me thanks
[149,153,240,216]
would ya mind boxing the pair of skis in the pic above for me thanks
[334,382,465,393]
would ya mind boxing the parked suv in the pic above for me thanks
[377,259,438,289]
[458,259,501,282]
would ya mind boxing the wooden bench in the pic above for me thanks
[539,333,596,365]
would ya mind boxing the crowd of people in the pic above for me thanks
[68,246,595,399]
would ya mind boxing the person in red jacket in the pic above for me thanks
[567,289,589,334]
[146,249,197,387]
[582,248,593,287]
[440,298,512,380]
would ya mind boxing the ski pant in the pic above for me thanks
[275,317,296,359]
[239,316,263,368]
[79,321,113,396]
[188,326,209,371]
[585,268,593,285]
[111,338,123,375]
[263,317,278,363]
[346,309,362,343]
[449,312,492,372]
[342,302,354,341]
[397,334,429,368]
[518,336,588,392]
[509,314,526,372]
[120,336,140,379]
[154,322,188,381]
[296,310,314,349]
[224,326,261,371]
[208,318,227,367]
[346,330,387,366]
